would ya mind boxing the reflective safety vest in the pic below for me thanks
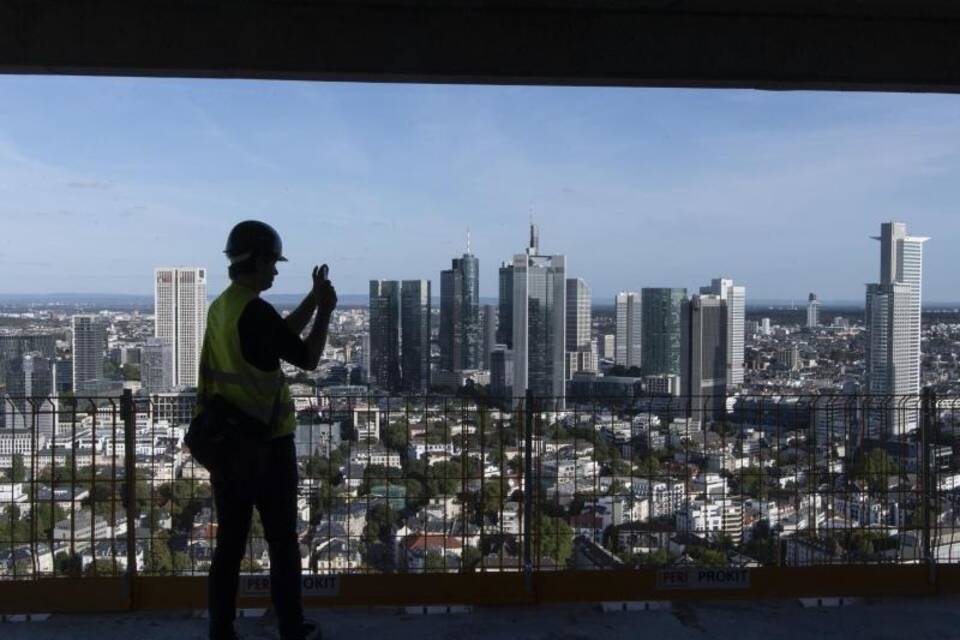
[196,283,296,439]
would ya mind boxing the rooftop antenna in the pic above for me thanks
[528,210,539,255]
[466,227,472,255]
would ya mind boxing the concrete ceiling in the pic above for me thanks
[2,1,960,91]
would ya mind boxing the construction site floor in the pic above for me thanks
[5,597,960,639]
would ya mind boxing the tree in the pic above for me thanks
[54,551,84,577]
[714,533,735,550]
[172,551,193,574]
[852,448,898,492]
[425,460,463,497]
[478,405,492,440]
[120,478,153,516]
[33,503,67,540]
[688,546,726,567]
[744,519,778,565]
[460,546,482,572]
[605,480,626,496]
[361,464,404,496]
[0,505,23,544]
[10,453,26,483]
[478,479,506,524]
[86,558,123,577]
[632,453,661,477]
[536,515,573,566]
[424,550,446,572]
[567,494,586,517]
[157,479,213,532]
[403,478,426,512]
[2,503,68,543]
[731,468,769,500]
[381,422,410,452]
[146,537,173,574]
[363,503,395,547]
[620,548,671,568]
[644,548,671,567]
[83,483,115,508]
[250,510,265,539]
[360,503,397,573]
[605,456,632,477]
[103,359,122,381]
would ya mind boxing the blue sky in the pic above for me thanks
[0,76,958,302]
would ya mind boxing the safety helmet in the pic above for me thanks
[224,220,288,263]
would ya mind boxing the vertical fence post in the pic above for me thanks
[920,388,936,585]
[121,389,138,608]
[522,389,534,595]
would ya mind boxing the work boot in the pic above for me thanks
[281,619,321,640]
[209,623,241,640]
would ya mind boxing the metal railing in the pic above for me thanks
[0,389,954,584]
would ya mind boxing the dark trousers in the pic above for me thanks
[209,434,303,640]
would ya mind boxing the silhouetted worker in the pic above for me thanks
[198,220,336,640]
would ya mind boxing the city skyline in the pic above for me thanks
[1,77,958,301]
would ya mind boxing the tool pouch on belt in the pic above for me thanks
[185,393,271,476]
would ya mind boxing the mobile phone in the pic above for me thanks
[320,264,329,282]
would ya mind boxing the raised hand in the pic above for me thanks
[311,264,337,315]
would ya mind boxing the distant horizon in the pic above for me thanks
[4,291,960,310]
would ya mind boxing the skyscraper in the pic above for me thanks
[55,358,72,394]
[0,335,56,361]
[566,279,591,351]
[513,225,566,404]
[681,294,727,426]
[361,333,371,382]
[601,334,616,361]
[439,249,480,372]
[0,335,56,391]
[700,278,745,388]
[806,293,821,328]
[760,318,771,335]
[154,267,207,388]
[641,288,687,377]
[141,337,174,394]
[3,352,56,433]
[490,347,514,402]
[72,314,106,393]
[401,280,432,393]
[497,262,514,348]
[369,280,401,392]
[865,221,928,435]
[615,292,642,369]
[481,304,498,370]
[565,278,594,378]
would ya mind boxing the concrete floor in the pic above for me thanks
[4,597,960,640]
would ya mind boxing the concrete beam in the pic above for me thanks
[2,1,960,91]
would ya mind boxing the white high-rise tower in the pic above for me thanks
[700,278,745,387]
[865,222,927,435]
[806,293,821,328]
[154,267,207,388]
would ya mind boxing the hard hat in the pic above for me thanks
[224,220,288,263]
